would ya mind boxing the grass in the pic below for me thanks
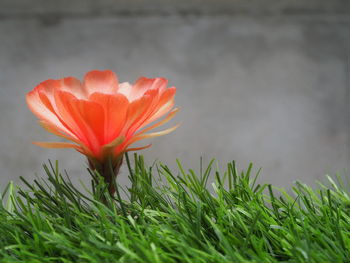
[0,154,350,262]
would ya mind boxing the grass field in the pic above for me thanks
[0,154,349,262]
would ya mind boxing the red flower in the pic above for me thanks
[27,70,178,194]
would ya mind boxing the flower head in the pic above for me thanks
[26,70,178,166]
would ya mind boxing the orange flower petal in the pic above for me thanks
[145,87,176,125]
[38,77,85,100]
[54,91,101,155]
[135,108,179,136]
[61,77,86,99]
[129,77,155,101]
[126,123,180,147]
[33,141,81,149]
[89,92,129,143]
[84,70,118,96]
[125,144,152,152]
[39,121,80,143]
[120,95,153,136]
[53,91,87,142]
[118,82,132,99]
[26,89,72,137]
[125,89,160,136]
[76,99,105,145]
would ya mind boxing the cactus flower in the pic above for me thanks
[26,70,178,195]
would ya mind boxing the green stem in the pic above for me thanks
[88,156,123,197]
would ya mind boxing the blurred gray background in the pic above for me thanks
[0,0,349,189]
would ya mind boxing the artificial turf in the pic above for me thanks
[0,154,349,262]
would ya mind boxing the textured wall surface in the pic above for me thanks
[0,1,349,190]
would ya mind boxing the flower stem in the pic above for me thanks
[88,156,123,197]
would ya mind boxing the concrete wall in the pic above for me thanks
[1,0,350,16]
[0,1,349,190]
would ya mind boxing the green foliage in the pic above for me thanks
[0,154,350,262]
